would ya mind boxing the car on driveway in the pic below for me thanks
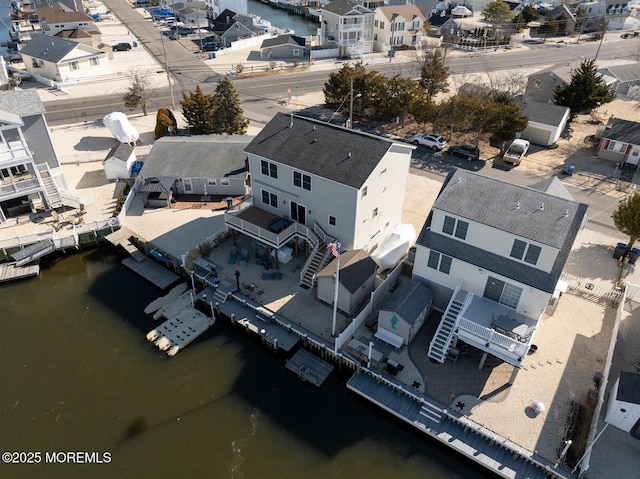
[112,42,132,51]
[202,42,220,52]
[447,144,480,161]
[411,134,447,150]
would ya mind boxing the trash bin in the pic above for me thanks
[629,248,640,265]
[133,41,138,48]
[614,242,627,259]
[208,52,214,60]
[563,165,575,176]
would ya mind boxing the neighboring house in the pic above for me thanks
[427,12,451,36]
[207,9,262,47]
[605,371,640,434]
[518,101,570,146]
[225,113,415,287]
[413,168,587,368]
[596,118,640,167]
[203,0,248,21]
[598,63,640,96]
[137,135,251,205]
[34,0,84,11]
[544,3,577,35]
[36,6,102,45]
[373,4,428,50]
[103,143,136,181]
[20,34,109,82]
[439,17,464,38]
[260,34,307,60]
[524,60,583,104]
[575,0,631,31]
[375,279,433,347]
[173,2,208,27]
[0,89,80,222]
[320,0,375,57]
[316,249,377,315]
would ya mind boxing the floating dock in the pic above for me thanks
[122,256,180,290]
[285,349,334,387]
[0,261,40,283]
[144,282,188,314]
[146,303,215,357]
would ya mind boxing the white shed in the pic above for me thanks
[376,279,433,346]
[103,143,136,180]
[519,101,570,147]
[316,249,377,315]
[605,371,640,433]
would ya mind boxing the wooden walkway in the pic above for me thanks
[347,373,568,479]
[285,349,334,387]
[0,262,40,283]
[122,256,180,290]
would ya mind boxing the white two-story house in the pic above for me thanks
[413,169,587,368]
[224,113,415,287]
[203,0,247,21]
[320,0,374,58]
[373,5,428,51]
[0,90,79,223]
[36,6,102,46]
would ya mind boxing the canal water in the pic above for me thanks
[0,248,492,478]
[247,0,319,37]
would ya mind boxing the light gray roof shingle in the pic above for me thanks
[19,34,81,63]
[601,118,640,145]
[617,371,640,404]
[0,89,46,117]
[0,110,23,126]
[379,279,433,325]
[599,63,640,83]
[520,101,569,127]
[260,34,305,49]
[322,0,371,15]
[245,113,399,189]
[316,249,377,294]
[140,135,252,179]
[104,143,134,162]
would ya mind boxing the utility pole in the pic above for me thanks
[348,77,361,129]
[160,31,176,111]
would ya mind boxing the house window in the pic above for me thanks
[442,215,468,240]
[293,49,300,57]
[220,179,230,186]
[293,171,311,191]
[329,215,336,226]
[427,251,452,274]
[379,21,384,29]
[207,179,217,186]
[372,207,378,218]
[261,160,277,178]
[361,186,368,198]
[510,239,542,265]
[261,189,278,208]
[69,61,79,71]
[90,57,99,66]
[608,141,626,152]
[484,277,523,309]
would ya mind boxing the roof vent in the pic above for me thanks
[540,202,544,211]
[516,202,520,210]
[313,125,316,130]
[565,209,569,218]
[348,152,352,158]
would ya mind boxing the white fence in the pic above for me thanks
[310,48,339,60]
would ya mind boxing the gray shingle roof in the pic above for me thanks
[379,279,433,325]
[617,371,640,404]
[316,249,377,294]
[140,135,253,178]
[19,34,81,63]
[322,0,371,15]
[104,143,134,162]
[416,169,588,294]
[520,101,569,127]
[260,34,305,49]
[0,110,23,126]
[599,63,640,83]
[0,89,46,117]
[245,113,400,189]
[602,118,640,145]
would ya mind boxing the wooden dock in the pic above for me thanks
[347,373,566,479]
[146,305,215,357]
[285,349,334,387]
[11,239,56,266]
[122,256,180,290]
[0,262,40,283]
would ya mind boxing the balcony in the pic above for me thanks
[0,176,40,198]
[448,291,537,367]
[0,141,31,163]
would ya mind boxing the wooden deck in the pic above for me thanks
[11,239,55,266]
[0,262,40,283]
[347,373,566,479]
[122,256,181,290]
[285,349,334,387]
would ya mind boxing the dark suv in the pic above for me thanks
[447,145,480,161]
[202,42,220,52]
[112,42,132,51]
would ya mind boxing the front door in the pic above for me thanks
[183,178,192,193]
[626,147,640,167]
[290,201,306,226]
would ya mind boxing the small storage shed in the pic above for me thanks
[315,249,377,315]
[518,101,570,146]
[605,371,640,433]
[103,143,136,180]
[376,280,433,347]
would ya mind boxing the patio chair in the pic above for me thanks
[239,248,249,266]
[228,245,238,264]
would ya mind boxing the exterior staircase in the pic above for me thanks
[36,164,82,209]
[417,400,443,425]
[428,289,467,363]
[300,229,328,288]
[213,288,229,303]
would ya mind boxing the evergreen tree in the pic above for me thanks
[180,85,217,135]
[613,192,640,257]
[212,76,249,135]
[123,71,150,116]
[483,1,514,30]
[155,107,177,139]
[487,102,529,150]
[418,48,449,99]
[553,59,616,119]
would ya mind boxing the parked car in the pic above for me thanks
[411,134,447,150]
[177,27,194,35]
[621,31,639,39]
[502,139,530,166]
[112,42,132,51]
[202,42,220,52]
[447,144,480,161]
